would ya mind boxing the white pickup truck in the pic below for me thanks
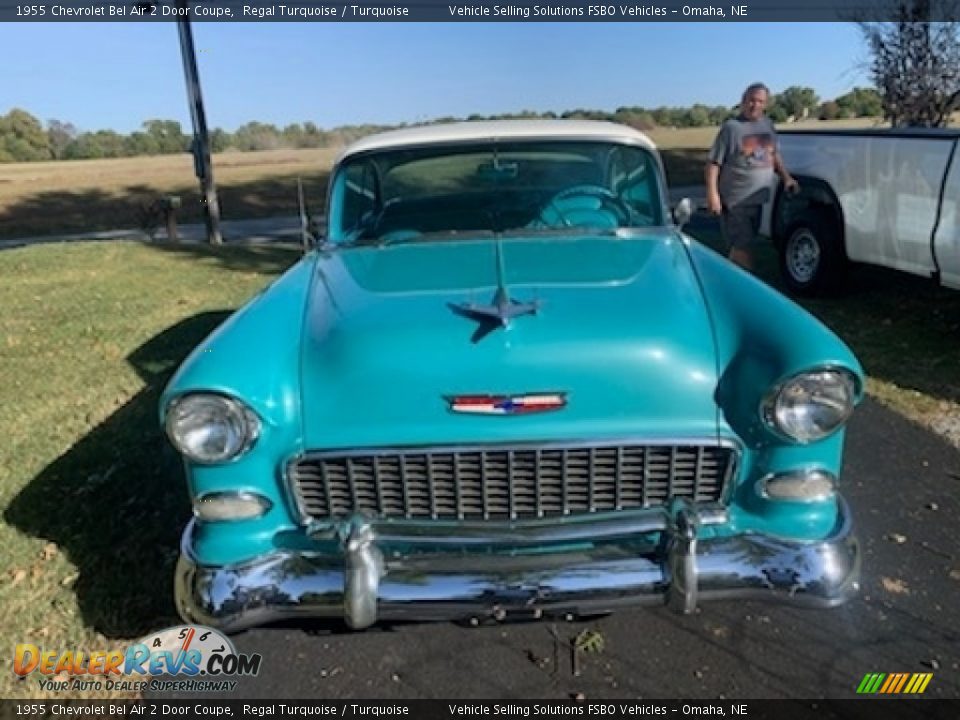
[765,128,959,294]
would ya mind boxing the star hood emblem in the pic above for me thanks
[448,239,540,343]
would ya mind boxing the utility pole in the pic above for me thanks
[176,0,222,245]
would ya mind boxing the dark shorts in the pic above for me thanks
[720,204,762,250]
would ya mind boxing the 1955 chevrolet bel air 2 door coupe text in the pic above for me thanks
[162,120,863,631]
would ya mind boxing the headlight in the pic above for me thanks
[165,394,260,464]
[762,368,857,443]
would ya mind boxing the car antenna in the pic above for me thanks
[297,177,312,253]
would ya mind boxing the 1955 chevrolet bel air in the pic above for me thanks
[163,120,864,632]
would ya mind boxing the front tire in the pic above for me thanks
[779,211,847,295]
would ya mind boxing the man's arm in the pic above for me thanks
[705,123,728,215]
[705,162,722,215]
[773,151,798,193]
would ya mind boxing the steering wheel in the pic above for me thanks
[539,185,633,229]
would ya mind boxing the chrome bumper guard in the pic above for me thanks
[175,499,860,633]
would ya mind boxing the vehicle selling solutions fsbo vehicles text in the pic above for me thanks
[445,5,739,18]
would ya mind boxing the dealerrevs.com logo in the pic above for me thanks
[14,625,262,693]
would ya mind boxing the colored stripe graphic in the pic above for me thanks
[856,672,932,694]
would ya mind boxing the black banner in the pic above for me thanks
[1,0,959,22]
[1,700,958,720]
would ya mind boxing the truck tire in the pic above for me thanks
[779,211,847,296]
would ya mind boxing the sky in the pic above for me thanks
[0,22,870,133]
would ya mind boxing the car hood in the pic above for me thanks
[300,232,720,449]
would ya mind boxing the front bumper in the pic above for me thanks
[175,498,860,633]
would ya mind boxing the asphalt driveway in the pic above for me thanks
[150,398,959,701]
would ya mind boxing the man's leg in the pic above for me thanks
[720,204,762,271]
[728,245,753,271]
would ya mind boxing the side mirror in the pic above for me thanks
[672,197,694,228]
[303,220,336,254]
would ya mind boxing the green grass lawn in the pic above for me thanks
[0,236,957,699]
[0,241,301,698]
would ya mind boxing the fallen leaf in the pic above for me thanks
[61,573,79,588]
[10,569,27,587]
[41,542,58,561]
[881,577,910,595]
[709,626,731,639]
[574,629,605,653]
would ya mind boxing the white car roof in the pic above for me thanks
[336,120,657,163]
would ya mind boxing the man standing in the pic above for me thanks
[706,83,798,270]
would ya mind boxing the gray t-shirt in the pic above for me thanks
[708,115,778,208]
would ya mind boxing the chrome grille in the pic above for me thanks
[289,442,735,522]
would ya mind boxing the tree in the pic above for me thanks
[819,101,841,120]
[685,104,711,127]
[859,0,960,126]
[63,130,127,159]
[651,106,681,127]
[125,131,161,156]
[209,128,232,153]
[613,109,656,131]
[142,119,189,154]
[765,96,790,123]
[233,121,281,151]
[836,87,883,117]
[0,109,51,161]
[708,106,733,125]
[777,86,820,120]
[47,119,77,160]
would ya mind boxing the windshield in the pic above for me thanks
[327,140,665,245]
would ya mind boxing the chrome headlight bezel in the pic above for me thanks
[164,393,261,465]
[761,367,858,444]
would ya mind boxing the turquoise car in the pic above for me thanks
[163,120,864,632]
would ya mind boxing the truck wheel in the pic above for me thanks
[779,212,847,295]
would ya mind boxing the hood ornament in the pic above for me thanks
[447,393,567,415]
[449,239,540,342]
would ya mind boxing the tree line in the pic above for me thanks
[0,86,884,164]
